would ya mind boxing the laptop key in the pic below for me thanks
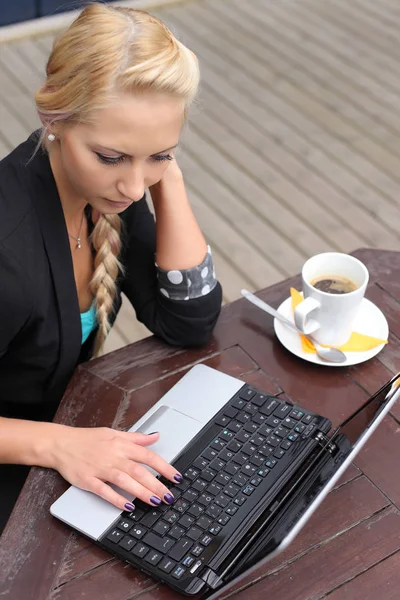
[164,510,179,524]
[197,515,213,529]
[227,420,242,433]
[289,408,304,420]
[169,538,193,562]
[243,484,255,496]
[174,499,190,514]
[209,458,226,472]
[258,425,273,437]
[178,514,195,528]
[126,508,144,522]
[184,467,200,480]
[232,473,248,487]
[236,412,251,424]
[244,403,257,415]
[169,525,185,540]
[224,483,240,497]
[252,413,268,425]
[187,504,204,518]
[273,448,286,459]
[283,417,297,429]
[171,565,186,579]
[250,476,263,487]
[131,542,149,558]
[207,482,223,495]
[210,439,226,451]
[159,557,176,573]
[243,421,258,433]
[241,463,257,476]
[117,519,134,533]
[131,525,148,540]
[257,467,270,477]
[266,416,281,427]
[236,430,252,444]
[209,524,222,535]
[232,452,247,466]
[242,442,257,455]
[198,493,213,507]
[215,415,231,427]
[265,435,280,447]
[153,521,170,536]
[274,404,292,419]
[187,527,203,541]
[193,457,209,471]
[183,555,195,567]
[183,489,199,502]
[232,398,247,410]
[225,462,240,476]
[287,432,300,442]
[192,479,208,492]
[252,393,269,407]
[217,514,231,526]
[107,529,124,543]
[140,510,160,528]
[280,439,292,450]
[302,414,314,424]
[202,447,219,461]
[225,505,238,516]
[223,406,239,418]
[200,534,213,546]
[214,494,230,508]
[249,454,264,467]
[219,449,237,463]
[239,387,256,401]
[259,399,279,416]
[119,536,136,551]
[192,544,204,557]
[294,423,306,433]
[249,434,264,447]
[264,458,277,469]
[220,429,234,442]
[205,504,222,519]
[233,495,247,506]
[215,473,231,486]
[145,550,163,565]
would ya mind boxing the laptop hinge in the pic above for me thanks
[314,431,337,454]
[200,566,223,589]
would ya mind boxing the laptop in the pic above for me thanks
[50,365,400,597]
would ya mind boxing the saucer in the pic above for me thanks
[273,296,389,367]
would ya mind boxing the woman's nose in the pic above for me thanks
[117,168,145,202]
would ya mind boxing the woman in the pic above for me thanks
[0,4,222,535]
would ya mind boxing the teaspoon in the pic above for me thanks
[241,289,347,364]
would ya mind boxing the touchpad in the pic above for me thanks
[132,406,203,474]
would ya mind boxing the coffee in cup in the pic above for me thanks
[294,253,369,347]
[309,275,358,295]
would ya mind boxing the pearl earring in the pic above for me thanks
[47,133,56,142]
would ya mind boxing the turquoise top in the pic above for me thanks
[80,302,97,344]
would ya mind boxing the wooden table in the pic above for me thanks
[1,248,400,600]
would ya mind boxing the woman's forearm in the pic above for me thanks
[150,170,208,271]
[0,417,62,468]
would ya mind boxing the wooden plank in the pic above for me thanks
[326,551,400,600]
[196,87,367,251]
[13,38,47,77]
[226,508,400,600]
[232,0,400,144]
[166,3,400,246]
[180,151,297,277]
[198,0,400,210]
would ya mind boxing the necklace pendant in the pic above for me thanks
[77,237,81,249]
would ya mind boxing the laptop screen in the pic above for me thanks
[205,373,400,600]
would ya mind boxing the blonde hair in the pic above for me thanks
[34,3,199,356]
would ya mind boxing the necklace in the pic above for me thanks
[68,210,85,249]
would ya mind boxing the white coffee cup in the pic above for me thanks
[294,253,369,347]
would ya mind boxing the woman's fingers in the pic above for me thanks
[86,477,136,512]
[125,432,183,484]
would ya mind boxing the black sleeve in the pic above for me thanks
[0,246,33,359]
[120,195,222,347]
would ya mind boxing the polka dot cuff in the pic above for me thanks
[156,245,217,301]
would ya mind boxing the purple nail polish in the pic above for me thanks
[164,493,175,504]
[174,473,183,483]
[150,496,162,506]
[124,502,135,512]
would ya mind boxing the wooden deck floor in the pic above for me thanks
[1,0,400,354]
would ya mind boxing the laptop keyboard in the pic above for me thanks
[101,383,330,592]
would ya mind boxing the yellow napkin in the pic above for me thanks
[290,288,388,354]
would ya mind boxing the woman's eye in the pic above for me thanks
[151,154,173,163]
[96,153,125,166]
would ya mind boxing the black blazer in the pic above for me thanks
[0,134,222,422]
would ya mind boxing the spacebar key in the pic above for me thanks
[169,538,193,562]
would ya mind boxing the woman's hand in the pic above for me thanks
[47,425,182,511]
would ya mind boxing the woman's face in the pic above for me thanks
[52,91,185,213]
